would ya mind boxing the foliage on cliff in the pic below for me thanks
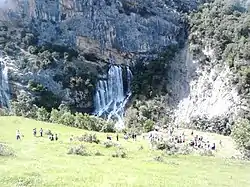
[125,95,173,133]
[0,22,98,113]
[232,118,250,158]
[189,0,250,119]
[131,44,180,98]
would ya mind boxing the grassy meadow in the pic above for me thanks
[0,116,250,187]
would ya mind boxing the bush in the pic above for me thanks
[49,108,61,123]
[104,141,119,148]
[45,129,53,136]
[0,108,9,116]
[144,119,154,133]
[138,145,144,150]
[155,141,194,156]
[67,145,91,156]
[94,150,104,156]
[153,156,164,162]
[101,121,115,133]
[232,118,250,158]
[77,133,100,144]
[0,144,14,156]
[60,112,75,126]
[36,107,50,122]
[112,148,127,158]
[178,144,193,155]
[11,93,38,118]
[156,141,176,151]
[199,149,214,157]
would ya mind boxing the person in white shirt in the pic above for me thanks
[16,130,21,140]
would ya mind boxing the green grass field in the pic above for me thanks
[0,116,250,187]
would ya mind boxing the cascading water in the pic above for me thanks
[0,53,10,109]
[94,65,133,130]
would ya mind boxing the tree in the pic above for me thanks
[144,119,154,132]
[36,107,50,122]
[11,92,37,118]
[232,118,250,158]
[49,108,61,123]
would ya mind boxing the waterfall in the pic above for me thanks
[0,54,10,109]
[94,65,133,130]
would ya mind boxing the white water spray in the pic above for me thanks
[0,53,10,108]
[94,65,133,130]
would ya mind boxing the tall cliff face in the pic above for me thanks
[169,0,250,135]
[170,45,242,135]
[1,0,197,54]
[0,0,200,113]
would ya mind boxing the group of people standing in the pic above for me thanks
[33,128,44,137]
[16,128,58,141]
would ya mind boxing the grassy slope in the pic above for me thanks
[0,116,250,187]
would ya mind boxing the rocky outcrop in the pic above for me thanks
[0,0,200,113]
[1,0,198,55]
[169,44,246,134]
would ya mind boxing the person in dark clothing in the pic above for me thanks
[132,133,135,140]
[50,134,54,141]
[189,140,194,147]
[211,143,215,150]
[40,128,43,137]
[107,134,112,140]
[33,128,37,137]
[116,134,119,141]
[55,134,58,141]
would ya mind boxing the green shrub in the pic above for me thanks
[0,144,14,157]
[178,144,193,155]
[101,121,115,133]
[36,107,50,122]
[156,141,176,151]
[28,81,45,92]
[104,141,119,148]
[232,118,250,158]
[94,150,104,156]
[112,147,127,158]
[67,145,90,156]
[77,133,100,144]
[11,93,38,119]
[0,108,9,116]
[153,156,164,162]
[199,149,214,157]
[144,119,154,132]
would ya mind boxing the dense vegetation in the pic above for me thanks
[125,96,173,133]
[189,0,250,119]
[0,93,115,133]
[131,44,180,98]
[232,118,250,158]
[188,0,250,155]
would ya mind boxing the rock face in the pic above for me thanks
[169,44,244,135]
[1,0,197,54]
[0,0,199,113]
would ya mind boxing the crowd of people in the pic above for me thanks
[16,128,59,141]
[147,127,219,152]
[15,126,220,153]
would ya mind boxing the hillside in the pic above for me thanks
[0,116,250,187]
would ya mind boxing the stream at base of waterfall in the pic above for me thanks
[94,65,133,130]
